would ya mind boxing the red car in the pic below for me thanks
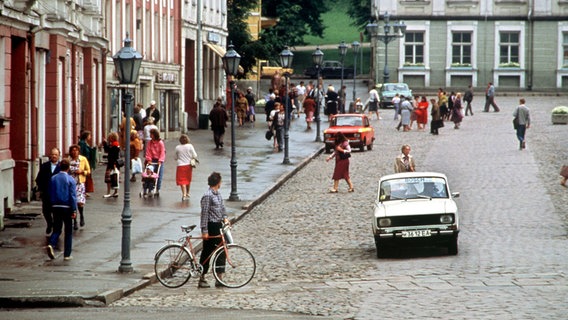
[323,114,375,153]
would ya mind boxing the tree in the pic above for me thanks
[347,0,373,30]
[227,0,259,77]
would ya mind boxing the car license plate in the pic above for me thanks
[401,230,431,238]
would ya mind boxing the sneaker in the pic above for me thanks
[80,219,85,227]
[198,279,210,288]
[46,245,55,260]
[64,256,73,261]
[73,220,78,231]
[103,194,112,198]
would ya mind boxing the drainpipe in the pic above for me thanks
[196,0,204,129]
[526,0,534,90]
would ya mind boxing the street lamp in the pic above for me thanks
[279,46,294,164]
[366,12,406,84]
[112,33,142,273]
[311,47,324,142]
[338,41,348,113]
[222,43,241,201]
[351,41,360,103]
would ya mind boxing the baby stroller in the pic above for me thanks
[139,163,160,198]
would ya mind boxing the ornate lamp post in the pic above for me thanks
[351,41,360,103]
[222,43,241,201]
[113,33,142,273]
[311,47,324,142]
[366,12,406,84]
[279,46,294,164]
[338,41,348,113]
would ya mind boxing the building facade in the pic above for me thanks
[0,0,106,220]
[370,0,568,90]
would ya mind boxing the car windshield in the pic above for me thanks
[335,117,363,126]
[379,177,448,201]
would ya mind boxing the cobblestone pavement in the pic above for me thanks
[111,96,568,319]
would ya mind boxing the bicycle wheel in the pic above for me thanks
[212,244,256,288]
[154,244,193,288]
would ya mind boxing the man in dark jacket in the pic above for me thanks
[35,147,61,236]
[209,97,229,149]
[145,100,160,125]
[46,159,77,261]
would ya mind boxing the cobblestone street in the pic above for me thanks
[111,96,568,319]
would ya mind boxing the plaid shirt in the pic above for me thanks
[200,187,227,234]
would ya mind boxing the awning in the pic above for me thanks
[205,42,244,73]
[206,43,226,58]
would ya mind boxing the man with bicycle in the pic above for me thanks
[199,172,229,288]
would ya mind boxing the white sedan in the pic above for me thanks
[372,172,460,258]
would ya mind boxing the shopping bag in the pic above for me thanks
[131,157,143,174]
[85,174,95,193]
[110,168,120,190]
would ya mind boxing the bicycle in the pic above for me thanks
[154,223,256,289]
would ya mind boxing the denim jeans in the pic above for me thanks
[49,207,73,257]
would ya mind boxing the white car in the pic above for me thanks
[372,172,460,258]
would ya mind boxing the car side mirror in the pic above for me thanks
[451,192,460,198]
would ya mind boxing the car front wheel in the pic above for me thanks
[367,141,373,151]
[375,236,388,258]
[448,235,458,255]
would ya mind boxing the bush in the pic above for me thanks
[552,106,568,114]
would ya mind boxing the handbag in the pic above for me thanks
[513,116,520,130]
[116,158,125,168]
[190,158,199,168]
[338,152,351,160]
[85,174,95,193]
[265,130,273,140]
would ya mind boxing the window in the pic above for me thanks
[452,32,472,65]
[563,32,568,67]
[499,32,520,66]
[404,32,424,65]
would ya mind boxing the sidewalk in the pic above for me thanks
[0,116,324,308]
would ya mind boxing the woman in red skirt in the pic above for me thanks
[325,132,354,193]
[174,134,198,200]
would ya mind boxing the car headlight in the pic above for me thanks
[378,218,391,227]
[353,133,360,138]
[440,215,453,224]
[324,133,332,139]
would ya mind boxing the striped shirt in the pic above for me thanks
[200,187,227,234]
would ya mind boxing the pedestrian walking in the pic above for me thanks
[338,85,347,114]
[394,144,416,173]
[35,147,61,236]
[513,98,530,150]
[46,158,77,261]
[415,96,429,131]
[464,85,474,116]
[133,104,145,140]
[451,92,464,129]
[399,96,413,132]
[101,132,121,198]
[271,103,285,152]
[302,95,316,130]
[296,81,307,114]
[367,87,381,120]
[68,144,90,230]
[325,132,354,193]
[175,134,198,201]
[143,117,158,150]
[392,94,401,120]
[209,97,228,149]
[245,87,256,126]
[145,100,161,125]
[145,128,166,195]
[198,172,230,288]
[236,91,248,127]
[430,98,443,135]
[325,85,339,121]
[129,130,143,182]
[484,82,500,112]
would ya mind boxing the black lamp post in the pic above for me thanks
[222,43,241,201]
[351,41,360,103]
[338,41,348,113]
[112,33,142,273]
[367,12,406,84]
[311,47,324,142]
[279,46,293,164]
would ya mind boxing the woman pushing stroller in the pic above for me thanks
[144,128,166,196]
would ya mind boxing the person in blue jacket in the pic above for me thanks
[46,159,77,261]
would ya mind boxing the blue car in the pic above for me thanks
[378,83,412,108]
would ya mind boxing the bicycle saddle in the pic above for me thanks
[181,225,197,233]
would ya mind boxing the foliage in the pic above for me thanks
[303,1,363,45]
[227,0,259,77]
[347,0,374,31]
[258,0,327,58]
[551,106,568,114]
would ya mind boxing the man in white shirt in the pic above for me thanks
[295,81,306,115]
